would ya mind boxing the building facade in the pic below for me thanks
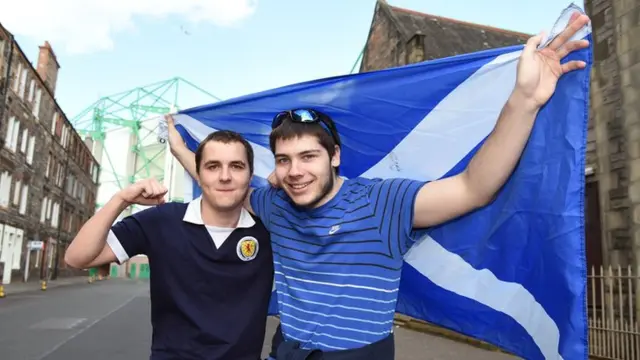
[0,23,100,285]
[583,0,640,272]
[359,0,529,73]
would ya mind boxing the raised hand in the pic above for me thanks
[165,114,185,151]
[515,11,590,110]
[117,178,168,206]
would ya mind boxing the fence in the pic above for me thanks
[588,265,640,360]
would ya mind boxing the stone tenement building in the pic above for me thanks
[584,0,640,272]
[0,23,100,285]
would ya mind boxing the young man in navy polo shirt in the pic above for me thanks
[65,130,274,360]
[168,14,590,359]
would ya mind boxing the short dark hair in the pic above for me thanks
[195,130,254,174]
[269,116,341,175]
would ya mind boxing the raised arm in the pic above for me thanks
[64,178,167,269]
[166,114,199,181]
[412,12,590,229]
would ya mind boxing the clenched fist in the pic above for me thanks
[117,178,168,206]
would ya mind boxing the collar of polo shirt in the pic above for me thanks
[183,196,255,228]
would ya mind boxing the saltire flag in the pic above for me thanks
[166,3,592,359]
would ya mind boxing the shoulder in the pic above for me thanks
[247,211,269,232]
[344,177,389,197]
[251,185,285,199]
[250,186,288,208]
[349,177,426,205]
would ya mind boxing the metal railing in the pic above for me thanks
[588,265,640,360]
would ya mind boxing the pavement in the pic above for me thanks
[0,278,518,360]
[1,275,91,295]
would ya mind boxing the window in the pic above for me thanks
[4,116,20,152]
[12,63,22,92]
[40,197,47,223]
[55,116,62,137]
[4,116,14,150]
[26,135,35,165]
[45,153,51,177]
[61,125,68,147]
[65,174,74,194]
[28,79,35,102]
[80,184,86,204]
[46,197,52,220]
[51,113,57,134]
[32,88,42,119]
[0,171,11,207]
[51,202,60,228]
[20,128,28,153]
[18,68,27,99]
[11,120,20,152]
[19,185,28,214]
[56,163,64,187]
[13,180,21,205]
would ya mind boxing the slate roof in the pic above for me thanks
[379,0,531,60]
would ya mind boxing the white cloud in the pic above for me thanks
[0,0,258,54]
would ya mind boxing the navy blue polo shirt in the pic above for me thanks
[107,197,274,360]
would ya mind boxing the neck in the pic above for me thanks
[200,199,242,228]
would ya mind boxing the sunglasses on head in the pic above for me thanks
[272,109,341,146]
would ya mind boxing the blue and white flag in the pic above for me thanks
[168,4,591,360]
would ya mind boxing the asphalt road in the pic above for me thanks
[0,278,516,360]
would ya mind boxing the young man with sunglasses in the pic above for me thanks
[168,14,590,360]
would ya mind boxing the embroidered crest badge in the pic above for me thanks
[237,236,259,261]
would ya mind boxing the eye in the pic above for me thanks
[302,154,316,161]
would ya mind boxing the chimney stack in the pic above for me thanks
[36,41,60,95]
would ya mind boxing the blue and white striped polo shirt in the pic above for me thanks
[251,177,426,351]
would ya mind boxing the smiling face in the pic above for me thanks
[195,131,253,212]
[273,133,341,209]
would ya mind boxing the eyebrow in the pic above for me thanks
[275,149,322,158]
[203,160,246,166]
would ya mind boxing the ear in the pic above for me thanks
[330,145,341,168]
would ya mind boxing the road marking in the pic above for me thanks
[30,317,87,330]
[35,293,140,360]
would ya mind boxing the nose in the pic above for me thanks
[219,166,231,182]
[288,160,303,178]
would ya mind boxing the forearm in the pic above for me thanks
[171,143,198,180]
[64,195,130,268]
[464,90,540,204]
